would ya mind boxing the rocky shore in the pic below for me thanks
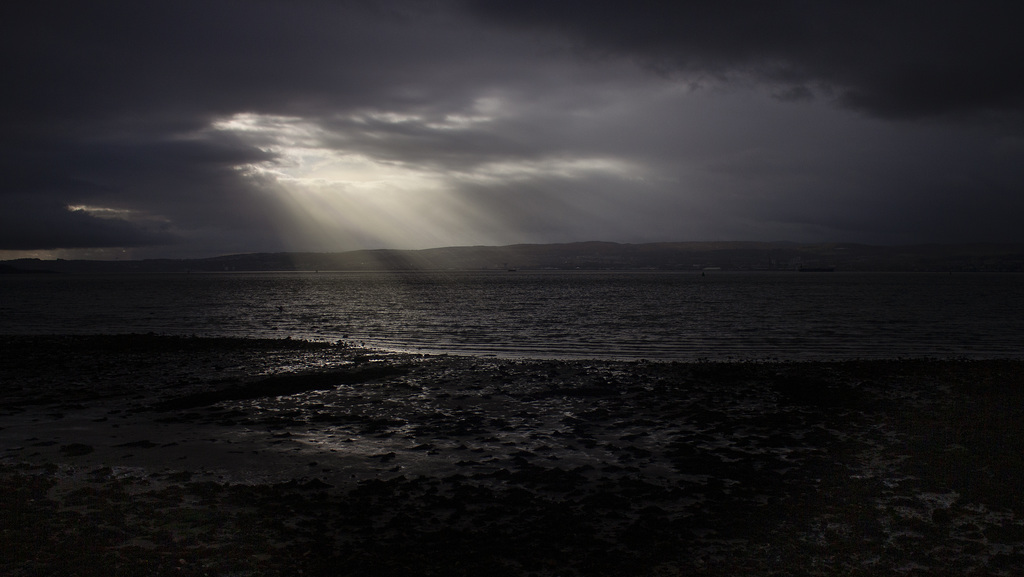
[2,335,1023,576]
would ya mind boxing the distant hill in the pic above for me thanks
[4,241,1024,273]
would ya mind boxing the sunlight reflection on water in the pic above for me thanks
[2,271,1022,361]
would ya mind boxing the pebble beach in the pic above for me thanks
[2,335,1023,576]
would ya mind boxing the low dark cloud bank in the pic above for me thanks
[466,0,1024,120]
[2,1,1023,256]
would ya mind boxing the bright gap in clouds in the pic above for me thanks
[211,111,644,251]
[65,205,147,219]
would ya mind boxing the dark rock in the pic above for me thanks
[59,443,94,456]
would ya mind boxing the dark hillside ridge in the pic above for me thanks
[5,241,1024,273]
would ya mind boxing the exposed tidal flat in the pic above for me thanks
[2,335,1024,576]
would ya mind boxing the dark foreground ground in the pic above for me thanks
[2,335,1023,576]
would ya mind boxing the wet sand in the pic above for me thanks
[2,335,1023,576]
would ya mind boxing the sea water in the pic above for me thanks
[2,271,1022,361]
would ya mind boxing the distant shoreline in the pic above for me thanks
[5,240,1024,273]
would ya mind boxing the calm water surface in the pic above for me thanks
[2,271,1022,361]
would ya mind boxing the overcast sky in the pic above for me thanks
[3,0,1024,259]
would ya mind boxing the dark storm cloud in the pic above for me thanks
[2,0,609,253]
[1,0,532,130]
[2,0,1023,255]
[464,0,1024,120]
[0,197,177,250]
[0,119,280,250]
[0,0,470,252]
